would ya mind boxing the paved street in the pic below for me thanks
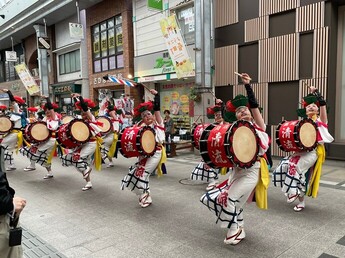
[6,151,345,258]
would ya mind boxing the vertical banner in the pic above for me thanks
[159,14,195,78]
[14,63,40,95]
[148,0,163,11]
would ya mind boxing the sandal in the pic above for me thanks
[24,167,36,171]
[224,228,245,245]
[293,205,305,212]
[82,185,92,191]
[43,174,54,179]
[287,193,299,203]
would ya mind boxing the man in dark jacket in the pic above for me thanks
[0,146,26,257]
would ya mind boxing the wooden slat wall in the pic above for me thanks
[245,16,269,42]
[259,0,300,16]
[233,83,268,124]
[215,0,238,28]
[296,2,324,32]
[313,27,329,79]
[215,45,238,86]
[299,78,328,101]
[259,34,298,83]
[270,125,286,157]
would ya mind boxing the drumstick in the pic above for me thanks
[234,72,252,81]
[302,80,310,88]
[194,115,201,124]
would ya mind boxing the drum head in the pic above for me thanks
[62,116,74,124]
[97,117,111,133]
[232,126,257,163]
[299,122,317,148]
[71,121,90,142]
[0,116,12,133]
[31,123,50,141]
[141,129,156,154]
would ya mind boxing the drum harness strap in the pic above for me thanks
[255,157,270,210]
[306,144,325,198]
[94,136,103,171]
[156,144,167,177]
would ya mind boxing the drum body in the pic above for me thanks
[199,120,259,169]
[276,118,317,152]
[61,116,74,124]
[57,119,91,149]
[0,116,13,134]
[199,123,233,168]
[191,123,210,150]
[96,116,112,135]
[119,125,156,158]
[24,121,51,144]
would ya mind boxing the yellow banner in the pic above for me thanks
[159,14,194,79]
[14,63,40,95]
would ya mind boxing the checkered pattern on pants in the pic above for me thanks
[190,161,219,182]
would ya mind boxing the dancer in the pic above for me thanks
[0,89,26,171]
[101,104,122,168]
[60,94,102,191]
[272,86,334,211]
[200,73,270,245]
[121,89,166,208]
[190,102,226,191]
[20,96,60,179]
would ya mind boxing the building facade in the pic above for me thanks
[213,0,345,160]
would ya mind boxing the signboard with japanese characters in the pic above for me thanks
[159,14,194,79]
[69,22,84,39]
[14,63,40,95]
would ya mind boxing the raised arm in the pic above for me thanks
[241,73,266,131]
[150,89,163,125]
[310,86,327,124]
[3,89,20,113]
[72,93,93,120]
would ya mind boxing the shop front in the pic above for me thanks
[52,83,81,114]
[160,81,194,140]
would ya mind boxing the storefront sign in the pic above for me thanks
[147,0,163,11]
[69,22,84,39]
[93,73,123,85]
[54,85,72,94]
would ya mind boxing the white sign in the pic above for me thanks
[5,51,17,62]
[38,37,50,49]
[69,22,84,39]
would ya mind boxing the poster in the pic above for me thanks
[14,63,40,95]
[160,82,193,132]
[159,14,194,79]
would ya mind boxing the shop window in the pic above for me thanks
[172,3,195,45]
[59,49,81,75]
[92,15,123,73]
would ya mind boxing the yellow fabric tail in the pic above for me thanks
[47,141,58,164]
[107,132,118,158]
[306,144,325,198]
[15,130,24,154]
[94,136,103,171]
[157,146,167,177]
[220,167,227,175]
[255,157,270,210]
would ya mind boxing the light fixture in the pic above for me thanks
[127,74,133,79]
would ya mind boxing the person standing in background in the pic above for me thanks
[163,110,174,154]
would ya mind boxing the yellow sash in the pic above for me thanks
[157,146,167,177]
[306,144,325,198]
[47,141,58,164]
[255,157,270,209]
[107,132,118,158]
[94,136,103,171]
[14,130,23,154]
[219,167,228,175]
